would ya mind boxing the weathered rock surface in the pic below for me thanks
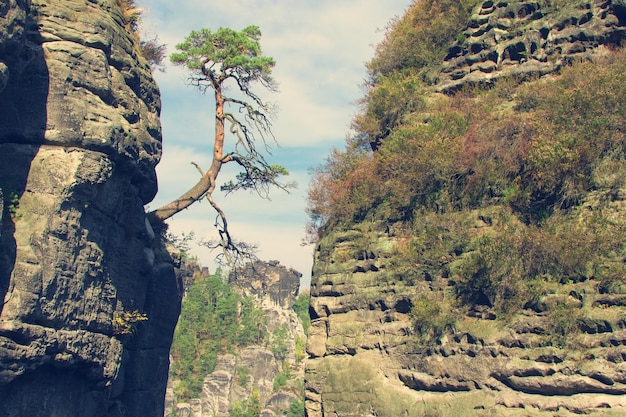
[306,224,626,416]
[0,1,181,416]
[438,0,626,92]
[230,259,303,309]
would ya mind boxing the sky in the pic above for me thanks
[138,1,411,288]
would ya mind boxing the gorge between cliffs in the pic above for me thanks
[3,1,626,417]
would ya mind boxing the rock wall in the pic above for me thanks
[305,2,626,416]
[0,1,181,416]
[306,222,626,416]
[438,0,626,92]
[231,260,303,310]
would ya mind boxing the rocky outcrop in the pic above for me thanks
[306,222,626,416]
[305,2,626,416]
[230,259,303,309]
[0,1,181,416]
[438,0,626,92]
[166,261,305,417]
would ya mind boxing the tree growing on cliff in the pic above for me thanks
[149,26,290,262]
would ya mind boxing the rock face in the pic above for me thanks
[166,261,305,417]
[0,1,181,416]
[230,259,303,309]
[306,222,626,417]
[438,0,626,92]
[305,2,626,416]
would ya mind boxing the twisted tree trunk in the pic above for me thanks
[150,88,225,221]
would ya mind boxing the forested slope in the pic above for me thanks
[166,261,307,417]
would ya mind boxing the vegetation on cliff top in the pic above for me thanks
[115,0,166,69]
[313,53,626,227]
[307,0,626,335]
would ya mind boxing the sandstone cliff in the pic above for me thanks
[0,1,181,416]
[438,0,626,92]
[307,221,626,416]
[306,1,626,416]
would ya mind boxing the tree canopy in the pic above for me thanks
[170,26,275,89]
[150,25,290,263]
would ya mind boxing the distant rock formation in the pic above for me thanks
[166,260,305,417]
[0,1,181,416]
[230,259,303,309]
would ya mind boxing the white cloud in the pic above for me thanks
[139,0,411,283]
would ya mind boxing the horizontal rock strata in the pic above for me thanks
[306,222,626,416]
[438,0,626,92]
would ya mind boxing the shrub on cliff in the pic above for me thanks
[410,296,455,341]
[140,36,167,70]
[116,0,141,32]
[229,388,262,417]
[307,37,626,317]
[354,0,480,151]
[293,291,311,335]
[115,0,167,69]
[308,48,626,231]
[367,0,481,79]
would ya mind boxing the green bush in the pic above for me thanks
[294,336,306,364]
[510,55,626,221]
[286,399,305,417]
[273,372,287,391]
[305,147,375,239]
[229,389,261,417]
[410,297,455,341]
[367,0,481,78]
[548,302,582,347]
[270,324,289,362]
[236,366,250,387]
[352,72,426,149]
[292,292,311,335]
[452,205,626,315]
